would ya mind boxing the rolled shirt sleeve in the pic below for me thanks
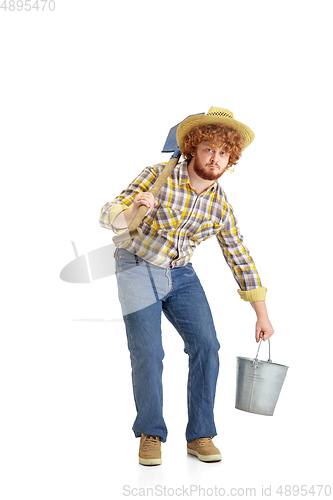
[99,166,158,232]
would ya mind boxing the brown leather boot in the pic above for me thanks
[187,437,222,462]
[138,434,162,466]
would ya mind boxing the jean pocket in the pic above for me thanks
[116,250,139,273]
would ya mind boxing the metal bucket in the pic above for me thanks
[235,339,288,416]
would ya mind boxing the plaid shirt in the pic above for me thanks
[99,160,267,301]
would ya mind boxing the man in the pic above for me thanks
[99,107,274,466]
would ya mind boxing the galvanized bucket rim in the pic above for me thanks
[237,356,288,369]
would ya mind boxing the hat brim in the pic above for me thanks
[176,114,255,151]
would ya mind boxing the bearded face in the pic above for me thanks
[191,141,230,181]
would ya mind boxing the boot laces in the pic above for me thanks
[143,435,159,449]
[197,437,213,446]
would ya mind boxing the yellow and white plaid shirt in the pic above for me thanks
[99,161,267,301]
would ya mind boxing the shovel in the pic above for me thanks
[112,113,203,245]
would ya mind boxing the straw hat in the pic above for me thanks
[176,106,255,151]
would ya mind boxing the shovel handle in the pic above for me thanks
[112,155,180,245]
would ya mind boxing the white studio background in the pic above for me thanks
[0,0,332,498]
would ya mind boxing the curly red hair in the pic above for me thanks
[181,124,244,170]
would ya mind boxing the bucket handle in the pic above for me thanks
[253,338,272,366]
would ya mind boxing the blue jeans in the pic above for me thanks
[115,248,220,443]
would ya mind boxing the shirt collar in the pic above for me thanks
[178,160,219,194]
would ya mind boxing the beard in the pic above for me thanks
[192,155,226,181]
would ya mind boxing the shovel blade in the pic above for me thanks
[161,113,204,153]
